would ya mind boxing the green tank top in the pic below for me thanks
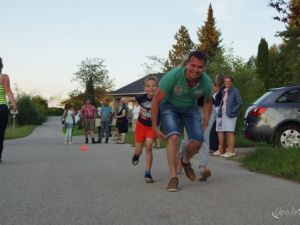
[0,84,7,105]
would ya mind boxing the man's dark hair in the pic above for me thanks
[224,75,234,82]
[0,57,3,73]
[187,51,207,63]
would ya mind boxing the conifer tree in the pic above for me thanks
[167,25,195,68]
[271,0,300,84]
[197,4,222,62]
[256,38,270,88]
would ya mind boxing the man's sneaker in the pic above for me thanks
[166,177,179,192]
[198,167,211,181]
[131,154,140,165]
[144,174,154,183]
[181,159,196,181]
[85,138,88,144]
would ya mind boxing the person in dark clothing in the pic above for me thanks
[0,57,17,162]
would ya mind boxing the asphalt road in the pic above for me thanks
[0,117,299,225]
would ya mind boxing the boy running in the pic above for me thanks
[126,76,158,183]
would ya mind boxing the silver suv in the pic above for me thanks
[244,84,300,148]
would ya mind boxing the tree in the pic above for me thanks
[269,0,300,85]
[167,25,195,68]
[72,58,114,105]
[141,55,167,74]
[268,0,290,23]
[256,38,270,88]
[196,4,222,62]
[268,44,285,87]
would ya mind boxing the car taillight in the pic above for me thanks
[249,107,267,116]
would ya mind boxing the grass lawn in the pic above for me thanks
[4,125,37,140]
[241,147,300,182]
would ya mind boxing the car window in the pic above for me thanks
[253,91,273,105]
[276,88,300,103]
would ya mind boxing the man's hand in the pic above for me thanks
[154,127,166,141]
[202,120,208,131]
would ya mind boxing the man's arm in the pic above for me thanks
[203,96,213,129]
[151,88,166,140]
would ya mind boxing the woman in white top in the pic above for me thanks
[63,103,75,144]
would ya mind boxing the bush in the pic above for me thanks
[47,107,64,116]
[16,94,47,125]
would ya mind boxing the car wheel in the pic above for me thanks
[276,124,300,149]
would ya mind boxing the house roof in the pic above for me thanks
[109,73,164,96]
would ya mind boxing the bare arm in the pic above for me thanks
[203,97,213,130]
[124,97,136,103]
[116,109,127,118]
[151,88,166,140]
[2,75,17,111]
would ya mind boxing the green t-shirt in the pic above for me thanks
[159,67,212,108]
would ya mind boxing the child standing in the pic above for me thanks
[63,103,75,145]
[127,76,158,183]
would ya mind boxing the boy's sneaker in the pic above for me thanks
[131,154,140,165]
[144,174,154,183]
[166,177,179,192]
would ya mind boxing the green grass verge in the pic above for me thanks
[241,147,300,182]
[4,125,37,140]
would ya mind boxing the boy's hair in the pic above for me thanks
[144,75,158,86]
[187,51,207,64]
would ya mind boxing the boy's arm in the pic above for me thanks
[125,97,136,103]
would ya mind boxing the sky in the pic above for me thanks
[1,0,285,104]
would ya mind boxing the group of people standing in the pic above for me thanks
[62,98,114,145]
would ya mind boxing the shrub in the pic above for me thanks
[16,94,47,125]
[47,107,64,116]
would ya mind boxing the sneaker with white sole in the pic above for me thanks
[221,152,236,158]
[212,150,222,156]
[144,174,154,183]
[166,177,179,192]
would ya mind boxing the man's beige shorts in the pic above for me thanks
[83,119,95,132]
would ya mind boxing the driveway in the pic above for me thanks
[0,117,299,225]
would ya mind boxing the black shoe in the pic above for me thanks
[131,154,140,165]
[144,174,154,183]
[98,139,102,143]
[92,138,97,144]
[85,138,88,144]
[105,138,108,143]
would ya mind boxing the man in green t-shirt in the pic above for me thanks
[151,51,212,192]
